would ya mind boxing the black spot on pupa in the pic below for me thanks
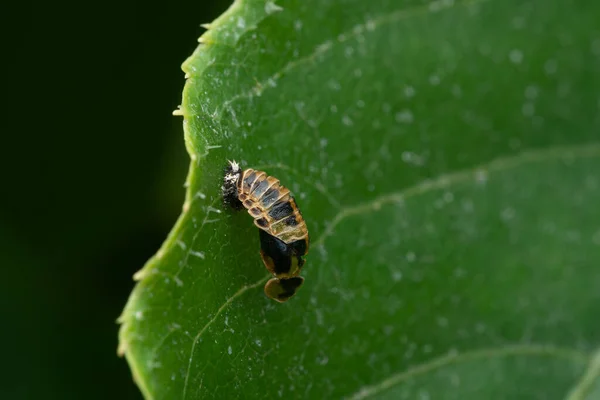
[242,171,257,192]
[261,187,281,208]
[268,201,294,220]
[255,217,269,228]
[249,207,262,217]
[276,277,304,301]
[258,229,292,275]
[282,215,298,227]
[289,239,308,257]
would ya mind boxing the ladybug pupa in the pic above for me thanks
[222,160,309,302]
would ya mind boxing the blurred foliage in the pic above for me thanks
[1,0,230,399]
[118,0,600,399]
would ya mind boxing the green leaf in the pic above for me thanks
[118,0,600,398]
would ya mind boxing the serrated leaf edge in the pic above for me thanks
[117,1,282,399]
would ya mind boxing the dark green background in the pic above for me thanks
[2,1,228,398]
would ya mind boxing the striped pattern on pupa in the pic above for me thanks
[237,168,309,245]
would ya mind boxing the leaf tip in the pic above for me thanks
[182,199,191,213]
[116,336,128,357]
[264,1,284,15]
[133,268,148,281]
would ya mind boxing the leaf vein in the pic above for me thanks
[214,0,488,120]
[181,275,269,399]
[566,346,600,400]
[314,142,600,247]
[346,344,588,400]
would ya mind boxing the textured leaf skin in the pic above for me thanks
[119,0,600,399]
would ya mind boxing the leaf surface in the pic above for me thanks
[119,0,600,398]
